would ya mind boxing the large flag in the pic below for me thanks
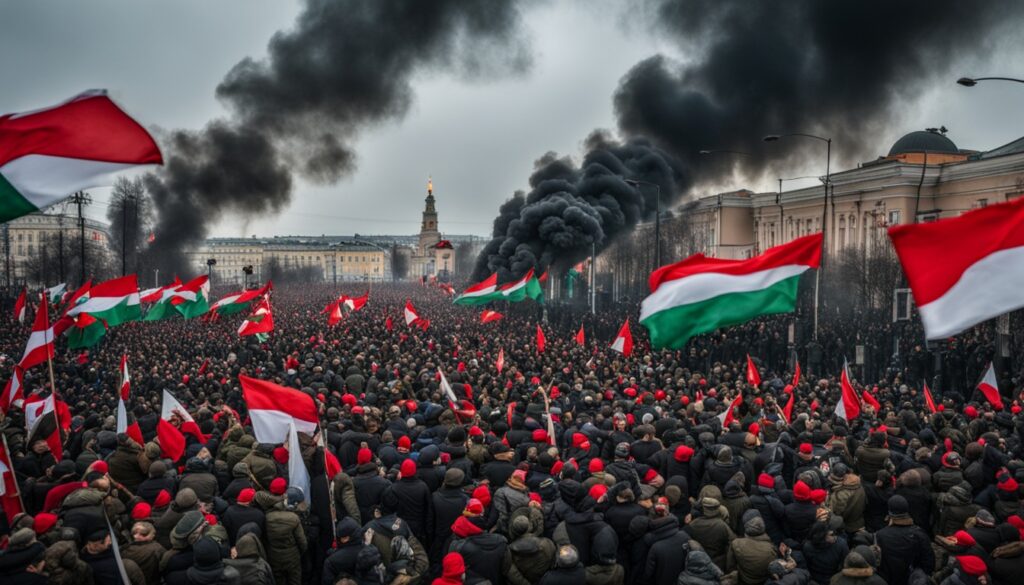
[45,283,66,304]
[20,294,54,370]
[66,274,141,326]
[718,392,743,427]
[0,90,162,222]
[0,435,24,524]
[343,291,368,312]
[240,375,318,443]
[500,269,543,302]
[480,310,503,324]
[13,288,26,323]
[24,394,63,460]
[889,196,1024,339]
[610,318,633,357]
[172,275,210,319]
[210,281,271,316]
[287,421,311,504]
[140,277,181,305]
[640,233,822,349]
[575,324,585,346]
[536,324,546,353]
[66,312,107,349]
[977,362,1004,410]
[835,359,862,422]
[404,300,420,326]
[238,297,274,337]
[454,273,501,306]
[746,355,761,388]
[0,366,24,414]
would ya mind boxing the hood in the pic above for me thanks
[234,533,265,560]
[451,515,484,538]
[723,479,745,498]
[509,535,541,555]
[645,515,680,541]
[683,550,723,580]
[62,487,105,509]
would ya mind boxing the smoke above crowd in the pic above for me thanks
[475,0,1021,281]
[143,0,531,275]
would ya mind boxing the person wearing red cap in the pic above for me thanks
[494,468,530,535]
[784,480,821,542]
[389,458,431,544]
[432,552,466,585]
[153,489,173,510]
[32,512,59,538]
[954,555,989,581]
[995,472,1021,522]
[750,473,786,545]
[448,499,511,585]
[269,477,288,496]
[352,444,390,525]
[582,457,609,492]
[223,487,265,545]
[131,502,152,522]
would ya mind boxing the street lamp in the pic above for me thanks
[764,133,831,340]
[957,76,1024,87]
[625,179,662,269]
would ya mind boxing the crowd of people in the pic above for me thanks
[1,281,1023,585]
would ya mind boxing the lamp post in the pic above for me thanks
[764,133,831,340]
[625,179,662,269]
[957,76,1024,87]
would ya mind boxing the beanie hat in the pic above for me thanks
[464,498,484,516]
[511,469,527,484]
[204,513,218,526]
[674,445,694,463]
[953,530,977,547]
[270,477,287,495]
[273,447,289,465]
[400,459,417,477]
[588,458,605,473]
[472,485,491,508]
[757,473,775,489]
[942,452,962,468]
[469,426,484,438]
[397,435,411,450]
[588,484,608,501]
[551,460,565,476]
[443,468,465,487]
[976,509,996,527]
[810,488,827,505]
[998,476,1020,494]
[799,443,813,455]
[614,442,630,458]
[238,488,255,505]
[887,495,910,519]
[155,489,172,508]
[793,480,811,502]
[532,429,548,443]
[33,512,58,535]
[442,552,465,579]
[131,503,152,521]
[172,510,207,540]
[965,405,979,419]
[193,536,221,571]
[956,555,988,577]
[357,447,373,466]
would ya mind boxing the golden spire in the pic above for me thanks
[427,176,433,195]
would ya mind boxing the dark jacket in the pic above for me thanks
[388,477,432,542]
[991,540,1024,585]
[642,515,690,585]
[874,520,935,585]
[749,488,786,544]
[449,516,512,585]
[429,486,469,560]
[351,464,390,523]
[222,503,266,545]
[783,500,818,542]
[538,564,586,585]
[507,533,556,585]
[321,540,365,585]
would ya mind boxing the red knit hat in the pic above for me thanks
[400,459,417,477]
[589,484,608,501]
[238,488,255,505]
[270,477,287,495]
[589,458,605,473]
[998,476,1019,493]
[273,447,289,465]
[442,552,466,579]
[155,489,172,508]
[956,555,988,577]
[342,394,358,407]
[204,513,218,526]
[532,429,548,443]
[551,460,564,476]
[793,480,811,502]
[472,485,491,508]
[131,502,152,521]
[572,433,588,448]
[624,388,637,398]
[357,447,373,466]
[464,498,484,516]
[757,473,775,489]
[351,405,365,415]
[953,530,977,547]
[799,443,813,455]
[965,405,979,419]
[654,390,667,401]
[747,423,760,437]
[90,461,109,474]
[1008,515,1024,539]
[33,512,58,535]
[674,445,694,463]
[680,395,690,406]
[529,492,542,504]
[397,436,411,450]
[469,426,484,438]
[810,489,827,505]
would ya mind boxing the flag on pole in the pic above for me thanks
[404,300,420,326]
[575,324,585,346]
[327,302,343,326]
[610,319,633,356]
[343,292,369,312]
[116,396,144,446]
[119,354,131,400]
[239,375,319,444]
[500,269,543,302]
[977,362,1004,410]
[640,233,822,348]
[924,382,938,414]
[238,297,274,337]
[718,392,743,427]
[19,294,54,370]
[835,359,862,422]
[438,368,460,410]
[60,280,91,317]
[746,355,761,388]
[536,325,546,353]
[480,310,503,324]
[888,195,1024,339]
[454,273,500,306]
[0,90,162,223]
[13,288,26,323]
[66,312,107,349]
[159,390,206,461]
[24,394,63,460]
[793,360,801,387]
[781,391,794,425]
[861,389,881,413]
[210,281,272,315]
[496,348,505,374]
[0,366,24,414]
[287,421,311,504]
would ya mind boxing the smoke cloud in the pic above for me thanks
[476,0,1020,281]
[146,0,531,275]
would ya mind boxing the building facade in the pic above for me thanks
[409,179,456,280]
[0,213,111,283]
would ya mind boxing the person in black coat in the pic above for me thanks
[481,443,517,488]
[80,527,127,585]
[429,469,470,568]
[784,480,819,541]
[389,458,432,545]
[221,488,265,545]
[874,495,935,585]
[415,445,446,493]
[448,501,511,585]
[750,473,787,545]
[0,535,47,585]
[351,449,390,523]
[801,521,849,585]
[641,502,690,585]
[321,518,364,585]
[539,544,586,585]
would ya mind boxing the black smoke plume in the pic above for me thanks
[145,0,530,275]
[476,0,1020,281]
[474,133,683,281]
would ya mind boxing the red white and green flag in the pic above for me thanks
[500,269,543,302]
[640,233,822,349]
[0,90,162,222]
[835,359,862,422]
[60,280,91,317]
[238,297,274,338]
[66,312,107,349]
[480,310,503,324]
[454,273,500,306]
[65,274,141,326]
[889,196,1024,339]
[610,318,633,357]
[210,281,271,316]
[45,283,66,304]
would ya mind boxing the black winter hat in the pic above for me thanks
[887,495,910,519]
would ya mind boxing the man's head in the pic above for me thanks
[131,521,156,543]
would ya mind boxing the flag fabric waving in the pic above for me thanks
[923,382,938,414]
[610,319,633,357]
[287,421,311,504]
[45,283,66,304]
[116,396,144,446]
[480,310,503,324]
[640,233,822,349]
[500,269,543,302]
[343,292,368,311]
[454,273,500,306]
[65,274,141,326]
[158,390,206,461]
[210,282,272,315]
[24,393,63,460]
[240,375,319,444]
[238,297,274,338]
[835,359,862,422]
[328,302,343,326]
[13,288,26,323]
[404,300,420,326]
[0,434,24,523]
[0,90,162,223]
[977,362,1004,410]
[718,392,743,427]
[746,355,761,388]
[0,367,25,414]
[60,280,91,317]
[66,312,107,349]
[20,294,54,370]
[793,360,801,388]
[575,324,585,346]
[536,325,546,353]
[888,196,1024,339]
[496,348,505,374]
[119,354,131,400]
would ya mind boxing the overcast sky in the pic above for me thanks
[4,0,1024,238]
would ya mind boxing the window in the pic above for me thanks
[888,210,901,226]
[975,198,989,209]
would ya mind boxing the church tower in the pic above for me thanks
[418,178,440,254]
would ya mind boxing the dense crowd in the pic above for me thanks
[1,281,1023,585]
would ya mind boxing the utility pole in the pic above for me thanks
[590,241,597,315]
[3,223,9,288]
[57,214,65,283]
[70,191,90,285]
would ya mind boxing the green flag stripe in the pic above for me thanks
[0,171,41,223]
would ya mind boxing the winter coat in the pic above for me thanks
[802,531,849,585]
[321,540,364,585]
[448,516,513,585]
[642,515,691,585]
[990,540,1024,585]
[726,533,776,585]
[107,441,150,492]
[330,471,361,525]
[136,475,177,504]
[585,563,624,585]
[482,459,518,489]
[538,564,586,585]
[684,508,735,571]
[44,540,96,585]
[552,506,610,567]
[933,467,965,493]
[186,561,240,585]
[874,520,935,585]
[351,464,389,523]
[221,503,265,545]
[178,471,220,503]
[241,450,277,491]
[494,484,531,536]
[934,487,980,536]
[676,550,723,585]
[263,495,307,583]
[388,476,432,542]
[507,533,556,585]
[829,565,887,585]
[122,539,167,585]
[364,514,429,582]
[721,482,751,535]
[895,484,932,531]
[854,445,890,483]
[60,488,108,545]
[749,489,786,544]
[225,534,275,585]
[826,474,867,532]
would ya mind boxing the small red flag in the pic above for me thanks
[792,360,801,387]
[977,362,1004,410]
[496,348,505,374]
[861,389,881,412]
[575,324,585,346]
[746,354,761,388]
[536,325,546,353]
[385,316,394,332]
[924,382,937,414]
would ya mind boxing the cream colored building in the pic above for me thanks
[0,213,111,282]
[189,237,389,285]
[410,179,456,280]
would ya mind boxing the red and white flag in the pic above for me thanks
[610,318,633,356]
[0,367,24,414]
[746,354,761,388]
[404,300,420,326]
[536,324,546,353]
[19,294,54,370]
[438,368,460,409]
[240,375,319,444]
[116,396,144,446]
[24,394,63,460]
[923,382,938,414]
[835,359,862,422]
[13,288,26,324]
[0,435,24,524]
[119,354,131,400]
[328,302,343,326]
[238,297,274,337]
[60,280,92,317]
[496,348,505,374]
[480,310,503,324]
[718,391,743,426]
[575,324,585,346]
[977,362,1004,410]
[889,196,1024,339]
[158,390,206,461]
[861,389,881,412]
[344,292,369,312]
